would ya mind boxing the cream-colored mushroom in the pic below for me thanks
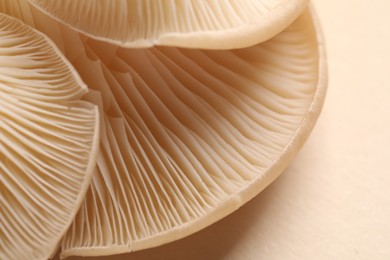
[0,13,99,260]
[60,8,326,257]
[27,0,309,49]
[0,1,327,258]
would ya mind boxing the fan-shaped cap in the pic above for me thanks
[27,0,309,49]
[0,13,99,259]
[59,7,325,257]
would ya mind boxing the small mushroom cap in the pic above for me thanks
[0,13,99,260]
[27,0,309,49]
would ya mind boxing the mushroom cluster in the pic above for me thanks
[0,1,327,259]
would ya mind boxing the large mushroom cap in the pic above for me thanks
[60,7,325,257]
[0,13,99,260]
[27,0,309,49]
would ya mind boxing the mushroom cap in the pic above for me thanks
[27,0,309,49]
[60,7,326,257]
[0,1,327,258]
[0,13,99,260]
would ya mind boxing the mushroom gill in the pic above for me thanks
[60,9,326,257]
[27,0,309,49]
[0,1,327,258]
[0,13,99,260]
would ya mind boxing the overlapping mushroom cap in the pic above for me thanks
[0,0,327,259]
[27,0,309,49]
[0,13,99,260]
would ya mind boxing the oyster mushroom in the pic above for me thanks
[60,8,326,258]
[0,1,327,259]
[27,0,309,49]
[0,13,99,260]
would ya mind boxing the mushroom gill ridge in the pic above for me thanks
[61,9,324,257]
[0,13,99,260]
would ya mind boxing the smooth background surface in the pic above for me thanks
[64,1,390,259]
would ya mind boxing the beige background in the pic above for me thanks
[63,0,390,259]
